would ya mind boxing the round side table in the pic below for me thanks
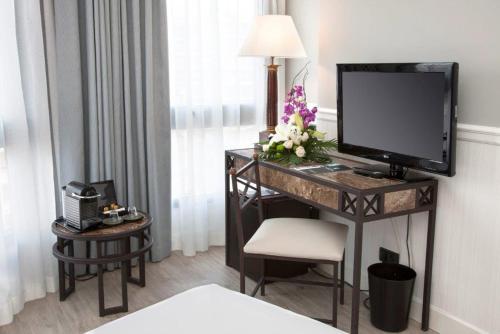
[52,214,153,316]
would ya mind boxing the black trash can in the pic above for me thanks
[368,263,416,332]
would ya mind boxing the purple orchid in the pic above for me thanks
[282,84,317,128]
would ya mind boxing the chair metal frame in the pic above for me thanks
[229,154,345,326]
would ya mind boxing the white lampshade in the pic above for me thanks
[239,15,307,58]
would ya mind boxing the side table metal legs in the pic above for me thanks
[138,232,146,286]
[95,234,147,316]
[55,235,149,317]
[96,240,129,316]
[126,232,146,286]
[57,237,75,301]
[52,215,153,318]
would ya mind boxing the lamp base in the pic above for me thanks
[259,59,279,143]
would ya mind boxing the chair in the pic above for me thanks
[229,154,348,327]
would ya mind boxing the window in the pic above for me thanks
[167,0,265,129]
[0,119,10,233]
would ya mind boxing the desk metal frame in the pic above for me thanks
[225,150,438,334]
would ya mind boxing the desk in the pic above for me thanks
[52,215,153,316]
[225,149,438,334]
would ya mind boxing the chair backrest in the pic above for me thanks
[229,154,264,252]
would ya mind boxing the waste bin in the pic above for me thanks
[368,263,416,332]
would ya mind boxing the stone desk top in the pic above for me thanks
[226,148,437,220]
[227,148,408,190]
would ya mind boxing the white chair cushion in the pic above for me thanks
[243,218,348,262]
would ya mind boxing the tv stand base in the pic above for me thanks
[353,163,430,181]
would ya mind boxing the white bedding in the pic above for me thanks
[86,284,346,334]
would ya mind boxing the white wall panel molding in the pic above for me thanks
[457,123,500,146]
[317,107,500,147]
[316,106,499,334]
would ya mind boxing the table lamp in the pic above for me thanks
[239,15,307,141]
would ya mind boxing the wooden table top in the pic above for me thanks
[52,213,152,241]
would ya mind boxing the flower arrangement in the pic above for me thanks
[260,67,337,164]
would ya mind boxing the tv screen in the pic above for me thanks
[337,63,458,177]
[342,72,445,162]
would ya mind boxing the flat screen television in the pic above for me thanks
[337,63,459,177]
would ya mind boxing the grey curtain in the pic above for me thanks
[42,0,171,261]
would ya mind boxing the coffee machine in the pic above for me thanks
[62,181,101,231]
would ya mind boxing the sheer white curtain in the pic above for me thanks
[167,0,269,255]
[0,0,57,325]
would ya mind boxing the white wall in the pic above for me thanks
[285,0,319,102]
[318,0,500,128]
[286,1,500,333]
[316,110,500,334]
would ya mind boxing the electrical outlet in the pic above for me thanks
[379,247,399,264]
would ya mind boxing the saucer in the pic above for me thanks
[103,217,123,226]
[123,213,144,222]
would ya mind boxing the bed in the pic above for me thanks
[86,284,346,334]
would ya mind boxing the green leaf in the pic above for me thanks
[259,137,337,165]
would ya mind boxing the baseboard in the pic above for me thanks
[318,263,484,334]
[409,298,487,334]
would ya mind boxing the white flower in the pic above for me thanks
[288,126,302,145]
[262,144,269,152]
[295,146,306,158]
[270,124,288,145]
[275,124,288,137]
[284,140,293,149]
[301,132,309,141]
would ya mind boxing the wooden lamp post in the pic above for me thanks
[239,15,307,141]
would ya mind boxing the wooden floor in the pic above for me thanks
[0,247,436,334]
